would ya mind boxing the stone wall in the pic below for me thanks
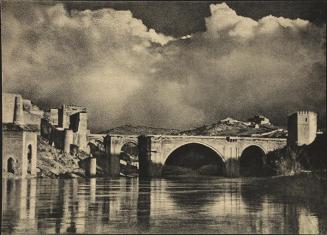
[288,111,317,146]
[49,109,59,125]
[42,104,90,153]
[3,93,42,128]
[51,127,65,150]
[24,131,38,177]
[2,93,21,123]
[105,134,287,177]
[24,112,42,128]
[58,105,87,128]
[2,131,24,177]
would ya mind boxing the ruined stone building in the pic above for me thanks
[248,115,271,125]
[287,111,318,146]
[2,93,43,177]
[41,104,90,154]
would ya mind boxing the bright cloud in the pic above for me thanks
[2,2,326,131]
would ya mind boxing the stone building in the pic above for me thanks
[248,115,271,125]
[41,104,90,154]
[287,111,318,146]
[2,93,42,178]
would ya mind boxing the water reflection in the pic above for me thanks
[165,177,223,209]
[137,179,151,229]
[1,177,326,234]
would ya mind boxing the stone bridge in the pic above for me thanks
[104,134,287,177]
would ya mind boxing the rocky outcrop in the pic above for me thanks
[265,133,327,176]
[37,136,89,178]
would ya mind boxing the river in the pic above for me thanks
[1,177,326,234]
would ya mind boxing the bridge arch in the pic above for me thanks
[119,141,139,174]
[163,141,225,163]
[240,144,267,155]
[162,142,226,176]
[120,141,139,161]
[240,145,266,177]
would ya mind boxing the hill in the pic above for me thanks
[179,117,286,137]
[98,118,287,138]
[99,124,181,135]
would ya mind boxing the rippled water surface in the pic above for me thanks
[2,177,326,234]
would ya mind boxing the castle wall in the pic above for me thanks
[24,112,42,129]
[23,132,38,176]
[58,105,86,128]
[64,129,74,153]
[69,112,88,151]
[2,131,24,177]
[69,112,87,131]
[50,109,59,125]
[40,118,52,140]
[43,104,89,153]
[288,111,317,146]
[2,130,38,178]
[287,113,298,145]
[297,112,315,145]
[51,127,65,150]
[2,93,24,124]
[75,131,88,151]
[77,113,88,131]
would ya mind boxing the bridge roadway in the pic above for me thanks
[104,134,287,177]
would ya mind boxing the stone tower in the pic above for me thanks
[14,95,24,125]
[287,111,317,146]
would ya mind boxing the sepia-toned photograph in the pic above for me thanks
[1,1,326,234]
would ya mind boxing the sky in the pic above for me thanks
[2,1,326,132]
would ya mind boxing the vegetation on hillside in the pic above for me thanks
[99,117,287,138]
[265,133,327,176]
[180,118,287,137]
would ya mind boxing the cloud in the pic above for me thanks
[2,2,326,131]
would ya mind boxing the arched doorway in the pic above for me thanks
[240,146,265,176]
[7,158,15,174]
[27,144,32,174]
[162,143,225,176]
[120,142,139,176]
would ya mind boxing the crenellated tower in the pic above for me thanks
[287,110,317,146]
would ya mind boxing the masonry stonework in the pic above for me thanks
[287,111,317,146]
[105,134,287,177]
[2,93,40,178]
[41,104,90,154]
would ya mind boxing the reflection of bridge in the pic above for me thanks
[104,134,287,177]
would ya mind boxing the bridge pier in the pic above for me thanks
[138,135,153,178]
[104,136,120,177]
[225,159,240,177]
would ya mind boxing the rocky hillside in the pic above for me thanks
[37,136,89,178]
[99,124,181,135]
[99,117,287,138]
[265,133,327,176]
[180,117,287,137]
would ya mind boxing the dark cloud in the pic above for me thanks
[63,1,326,36]
[2,2,326,132]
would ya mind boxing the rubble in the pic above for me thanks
[37,136,88,178]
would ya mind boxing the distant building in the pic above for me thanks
[248,115,271,125]
[287,111,317,146]
[41,104,90,154]
[2,93,42,178]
